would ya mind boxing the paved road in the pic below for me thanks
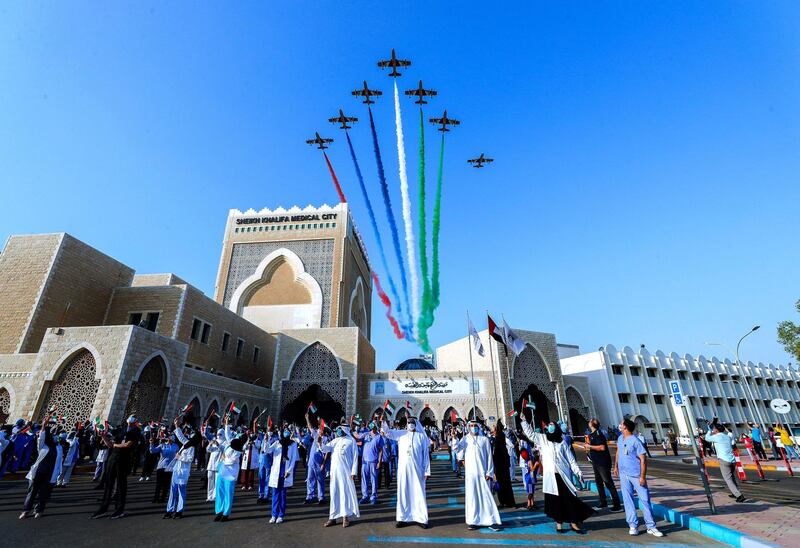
[1,453,720,547]
[641,452,800,508]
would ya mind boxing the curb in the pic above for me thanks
[691,459,793,474]
[583,479,779,548]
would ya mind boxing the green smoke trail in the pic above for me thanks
[417,107,432,352]
[431,132,445,316]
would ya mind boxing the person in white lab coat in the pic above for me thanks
[381,414,431,529]
[205,429,224,502]
[214,422,244,521]
[57,430,79,486]
[320,423,360,528]
[165,419,200,519]
[520,413,594,534]
[267,427,299,523]
[457,421,502,531]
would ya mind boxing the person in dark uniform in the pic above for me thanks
[580,418,621,511]
[91,416,141,519]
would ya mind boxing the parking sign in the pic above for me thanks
[669,380,684,406]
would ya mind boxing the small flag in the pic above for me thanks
[229,401,240,414]
[318,418,326,432]
[103,420,109,431]
[210,409,218,417]
[467,315,485,357]
[450,410,458,423]
[267,415,273,430]
[94,417,101,426]
[405,401,412,409]
[384,399,396,416]
[507,410,518,417]
[179,403,193,414]
[524,398,536,410]
[308,402,318,414]
[47,404,57,414]
[487,315,505,345]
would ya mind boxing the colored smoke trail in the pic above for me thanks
[393,81,421,341]
[372,272,403,339]
[416,107,433,352]
[368,106,415,341]
[322,151,347,203]
[345,130,404,340]
[431,132,445,313]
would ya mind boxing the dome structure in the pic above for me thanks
[396,358,435,371]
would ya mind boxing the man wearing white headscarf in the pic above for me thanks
[457,420,501,531]
[319,422,360,528]
[381,413,430,528]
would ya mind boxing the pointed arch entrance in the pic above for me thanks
[124,356,168,423]
[39,349,101,424]
[419,406,436,427]
[280,342,347,423]
[0,387,10,425]
[565,386,590,434]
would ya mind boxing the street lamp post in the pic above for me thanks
[734,326,771,434]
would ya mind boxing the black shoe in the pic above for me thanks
[489,524,501,532]
[610,506,623,512]
[90,511,107,519]
[557,525,567,534]
[467,525,478,530]
[728,494,736,499]
[395,521,404,528]
[418,522,427,529]
[173,512,183,519]
[214,513,223,522]
[220,515,229,522]
[318,499,326,505]
[303,499,313,505]
[736,495,746,503]
[162,513,173,519]
[110,511,125,520]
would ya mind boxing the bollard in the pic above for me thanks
[779,447,794,477]
[697,437,711,483]
[732,446,747,481]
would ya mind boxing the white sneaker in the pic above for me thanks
[629,527,639,536]
[276,517,284,524]
[647,528,664,537]
[269,516,276,523]
[138,477,144,482]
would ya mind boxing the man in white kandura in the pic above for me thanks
[457,420,502,531]
[319,423,360,528]
[381,413,431,529]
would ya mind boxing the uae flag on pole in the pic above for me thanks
[507,410,519,417]
[383,399,396,416]
[308,402,318,414]
[229,401,241,414]
[502,318,527,356]
[318,418,326,431]
[450,409,459,423]
[179,403,193,415]
[487,315,505,346]
[467,315,485,357]
[524,398,536,410]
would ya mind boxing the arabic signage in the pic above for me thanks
[370,378,482,397]
[236,213,338,225]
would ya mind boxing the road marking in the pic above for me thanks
[367,535,690,547]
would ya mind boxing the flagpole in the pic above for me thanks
[466,312,478,422]
[486,311,501,422]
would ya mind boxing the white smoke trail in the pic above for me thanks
[393,80,420,340]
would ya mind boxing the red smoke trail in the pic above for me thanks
[372,272,404,339]
[323,151,347,203]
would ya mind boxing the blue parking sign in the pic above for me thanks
[669,381,684,405]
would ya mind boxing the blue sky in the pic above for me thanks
[1,3,798,370]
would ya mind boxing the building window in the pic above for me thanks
[653,395,664,404]
[470,379,481,394]
[755,378,763,386]
[663,370,673,379]
[612,365,623,375]
[325,223,330,228]
[618,393,630,403]
[144,312,159,331]
[727,398,735,406]
[647,368,657,378]
[236,338,244,358]
[630,367,641,377]
[700,397,709,405]
[636,394,648,404]
[766,379,774,386]
[740,399,748,407]
[374,381,385,395]
[706,373,715,382]
[253,346,260,364]
[190,318,202,340]
[692,372,701,381]
[128,312,143,326]
[714,398,722,406]
[201,323,212,344]
[332,223,336,228]
[678,371,687,380]
[222,332,231,352]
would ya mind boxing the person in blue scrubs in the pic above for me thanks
[614,419,663,537]
[355,422,384,504]
[303,413,329,504]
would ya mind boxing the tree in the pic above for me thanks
[777,298,800,363]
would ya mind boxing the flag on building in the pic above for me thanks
[507,410,518,417]
[308,401,318,414]
[467,315,485,357]
[502,318,526,356]
[384,399,396,416]
[487,315,505,345]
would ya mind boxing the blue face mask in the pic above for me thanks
[283,430,290,438]
[547,424,556,434]
[336,427,345,437]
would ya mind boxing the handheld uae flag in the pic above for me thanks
[502,318,527,356]
[308,402,318,414]
[383,399,396,416]
[94,417,101,427]
[507,410,519,417]
[267,415,273,430]
[318,418,326,431]
[179,403,193,415]
[524,398,536,410]
[405,401,412,410]
[229,401,241,414]
[47,404,57,414]
[450,409,459,423]
[467,315,485,357]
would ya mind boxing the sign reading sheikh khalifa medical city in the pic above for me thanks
[370,378,483,397]
[236,212,339,225]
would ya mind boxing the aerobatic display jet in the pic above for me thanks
[328,109,358,130]
[467,153,494,168]
[404,80,437,104]
[429,110,460,132]
[305,132,334,150]
[351,80,383,104]
[377,48,411,77]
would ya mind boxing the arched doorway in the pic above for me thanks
[206,400,220,428]
[509,344,560,426]
[39,349,101,424]
[181,397,201,426]
[565,386,590,435]
[239,405,249,427]
[394,407,410,427]
[280,342,347,422]
[124,356,168,423]
[282,384,344,426]
[419,406,436,427]
[252,407,261,425]
[0,387,10,425]
[514,384,553,431]
[443,406,460,428]
[467,406,485,422]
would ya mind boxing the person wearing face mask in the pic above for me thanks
[381,412,431,529]
[205,429,224,502]
[20,416,62,519]
[491,420,516,509]
[257,425,278,504]
[455,419,501,531]
[56,430,79,486]
[519,407,593,535]
[304,412,329,505]
[352,420,384,504]
[319,422,360,527]
[214,417,244,521]
[266,425,299,524]
[164,419,200,519]
[150,430,178,503]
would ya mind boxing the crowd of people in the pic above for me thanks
[14,401,783,537]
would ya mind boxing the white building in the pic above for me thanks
[560,344,800,438]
